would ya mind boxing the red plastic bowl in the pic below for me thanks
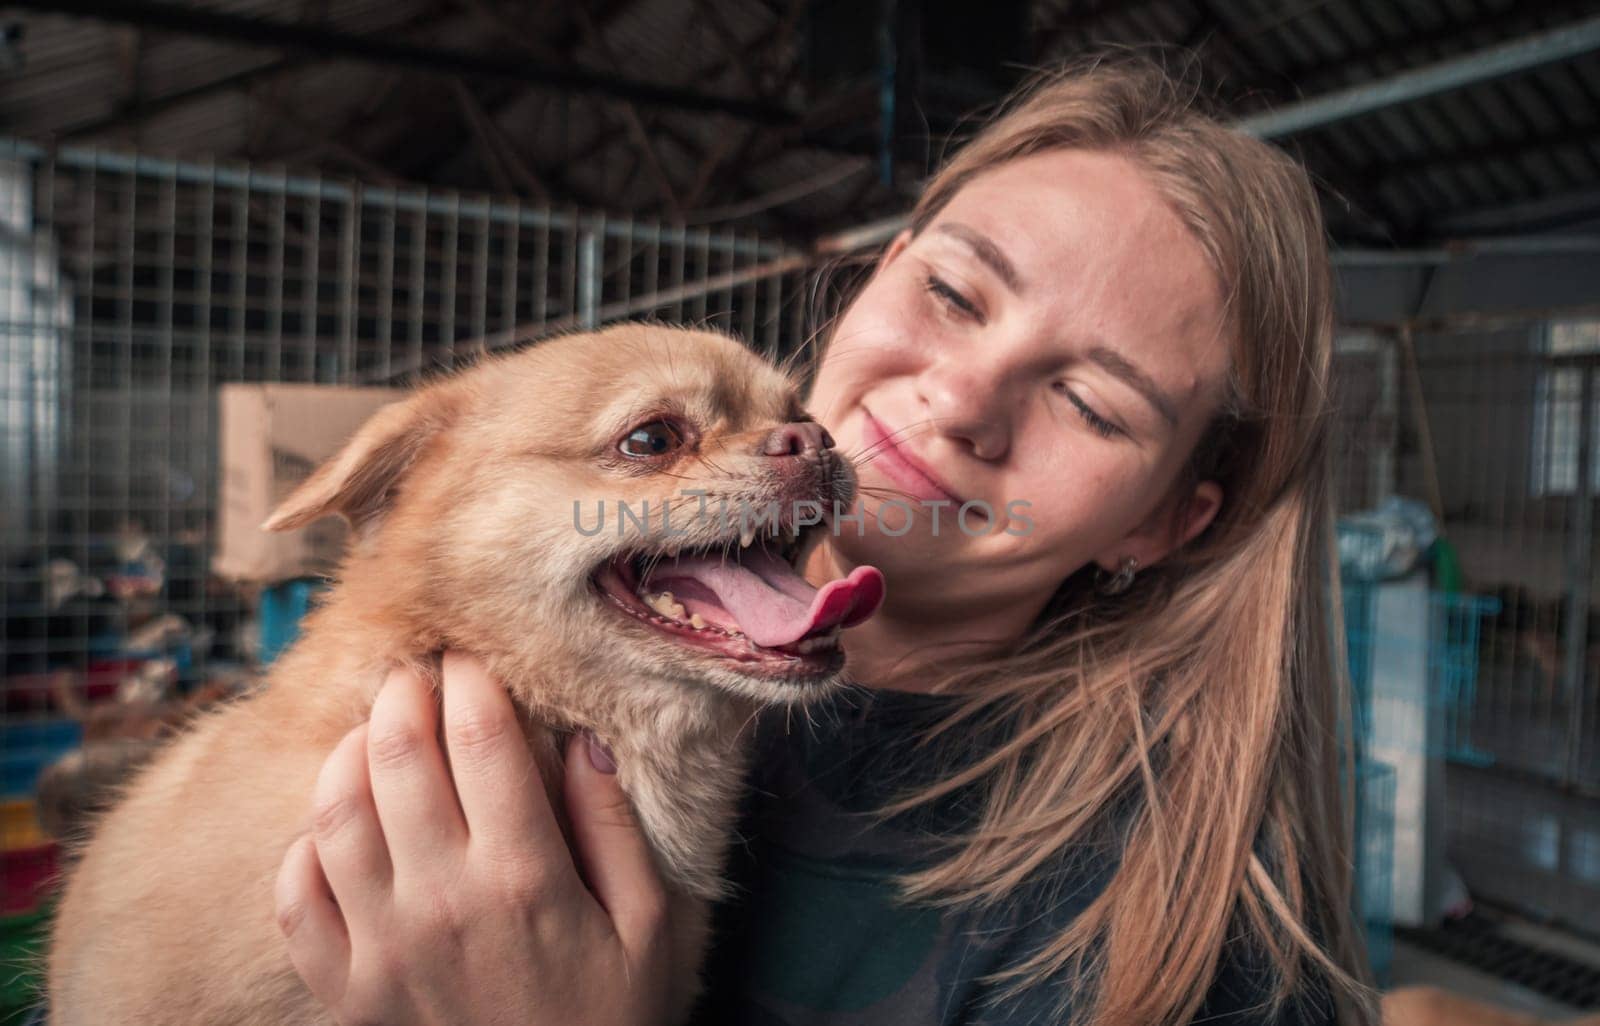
[1,843,62,917]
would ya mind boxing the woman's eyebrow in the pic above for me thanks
[1087,345,1180,428]
[933,222,1025,295]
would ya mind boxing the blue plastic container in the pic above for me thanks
[258,578,328,666]
[1341,578,1379,743]
[1428,593,1500,766]
[1338,576,1499,763]
[0,719,84,798]
[1354,757,1396,987]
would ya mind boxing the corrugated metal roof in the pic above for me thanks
[0,0,1596,244]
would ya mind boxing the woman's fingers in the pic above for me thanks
[439,652,573,878]
[279,654,677,1026]
[563,730,669,959]
[274,832,351,1007]
[311,722,392,929]
[365,665,468,885]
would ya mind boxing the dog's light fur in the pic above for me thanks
[47,324,858,1025]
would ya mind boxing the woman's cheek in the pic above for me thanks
[859,286,944,351]
[1035,452,1142,527]
[819,305,920,387]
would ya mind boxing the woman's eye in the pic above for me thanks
[1054,384,1122,440]
[619,419,686,458]
[924,275,984,323]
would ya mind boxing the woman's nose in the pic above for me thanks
[916,359,1010,460]
[761,420,835,457]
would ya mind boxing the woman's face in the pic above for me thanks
[808,148,1231,627]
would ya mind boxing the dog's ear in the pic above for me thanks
[262,385,460,534]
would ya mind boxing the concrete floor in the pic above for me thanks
[1390,928,1600,1019]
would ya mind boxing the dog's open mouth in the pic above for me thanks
[592,524,884,675]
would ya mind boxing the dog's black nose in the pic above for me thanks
[762,420,834,457]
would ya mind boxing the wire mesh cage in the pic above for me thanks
[1,138,818,692]
[1333,321,1600,938]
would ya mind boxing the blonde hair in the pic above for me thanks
[806,55,1377,1026]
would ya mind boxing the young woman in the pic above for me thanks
[274,57,1379,1026]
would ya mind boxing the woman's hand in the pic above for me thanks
[273,652,673,1026]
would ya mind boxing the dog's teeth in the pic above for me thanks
[689,613,707,629]
[793,632,841,654]
[643,590,689,621]
[739,526,755,548]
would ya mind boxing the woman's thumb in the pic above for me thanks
[564,729,667,952]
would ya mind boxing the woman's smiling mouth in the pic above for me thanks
[861,409,972,507]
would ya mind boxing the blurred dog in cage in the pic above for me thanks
[34,666,245,846]
[44,323,884,1026]
[1486,584,1600,711]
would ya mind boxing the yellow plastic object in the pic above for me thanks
[0,798,46,851]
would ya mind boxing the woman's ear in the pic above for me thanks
[1171,480,1223,551]
[262,384,461,536]
[1096,480,1223,572]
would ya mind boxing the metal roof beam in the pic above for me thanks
[57,54,308,140]
[52,5,462,142]
[1367,124,1600,184]
[1285,1,1598,96]
[12,0,799,126]
[1433,187,1600,236]
[1234,14,1600,139]
[817,16,1600,250]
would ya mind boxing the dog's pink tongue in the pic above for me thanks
[644,548,884,647]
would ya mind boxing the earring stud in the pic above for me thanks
[1096,556,1139,595]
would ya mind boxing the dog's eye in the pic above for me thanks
[619,420,686,458]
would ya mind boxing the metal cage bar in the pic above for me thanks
[0,139,814,710]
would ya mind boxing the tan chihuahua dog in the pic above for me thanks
[47,323,885,1025]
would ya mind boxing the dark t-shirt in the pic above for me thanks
[687,685,1337,1026]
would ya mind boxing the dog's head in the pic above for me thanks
[264,323,883,704]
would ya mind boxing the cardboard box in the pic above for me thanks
[215,383,402,584]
